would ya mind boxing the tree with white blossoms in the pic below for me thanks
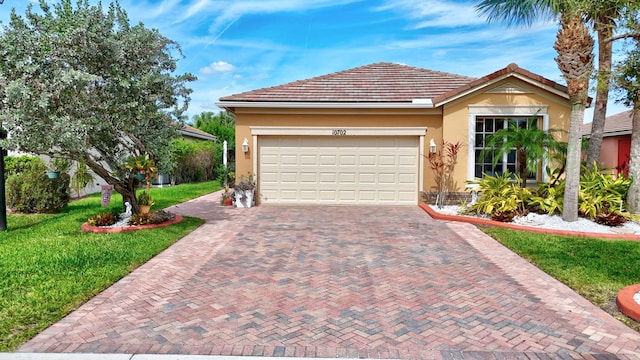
[0,0,195,214]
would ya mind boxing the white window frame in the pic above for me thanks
[467,105,549,183]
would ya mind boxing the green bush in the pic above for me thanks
[578,164,632,222]
[528,180,565,215]
[170,139,219,184]
[6,162,70,213]
[466,171,530,222]
[4,155,45,176]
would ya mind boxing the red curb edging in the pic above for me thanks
[617,284,640,322]
[81,215,184,233]
[419,203,640,240]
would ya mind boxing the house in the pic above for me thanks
[179,124,217,142]
[217,62,572,206]
[73,123,216,195]
[582,109,632,177]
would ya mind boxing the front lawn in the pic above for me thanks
[0,181,220,351]
[480,226,640,331]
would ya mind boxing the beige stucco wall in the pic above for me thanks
[441,81,570,191]
[231,78,572,197]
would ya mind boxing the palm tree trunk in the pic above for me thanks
[554,13,594,222]
[586,20,614,169]
[627,105,640,214]
[562,103,585,221]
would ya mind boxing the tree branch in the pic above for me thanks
[606,32,640,43]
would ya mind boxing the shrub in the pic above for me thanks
[127,210,175,226]
[466,171,530,222]
[87,211,120,226]
[170,139,219,184]
[4,155,45,176]
[128,213,152,226]
[426,140,462,208]
[578,164,632,222]
[6,162,70,213]
[527,180,565,215]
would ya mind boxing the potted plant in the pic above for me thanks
[136,190,155,214]
[234,174,256,208]
[126,154,157,190]
[46,158,71,179]
[220,185,233,206]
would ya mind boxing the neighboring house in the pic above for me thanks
[217,62,573,206]
[22,123,217,196]
[582,109,632,177]
[179,124,218,142]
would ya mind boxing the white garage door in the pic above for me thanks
[259,136,419,205]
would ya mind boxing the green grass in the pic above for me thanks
[0,181,220,351]
[480,226,640,331]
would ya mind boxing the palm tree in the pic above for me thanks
[482,118,562,188]
[477,1,637,170]
[554,10,594,221]
[614,18,640,214]
[476,0,594,222]
[585,1,637,169]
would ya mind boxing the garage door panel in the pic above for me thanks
[319,172,337,183]
[299,172,318,183]
[339,173,356,183]
[300,155,317,165]
[338,190,356,201]
[378,173,397,184]
[357,190,376,201]
[358,173,376,184]
[259,136,418,205]
[319,155,337,165]
[299,190,318,200]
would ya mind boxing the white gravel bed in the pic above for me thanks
[429,205,640,235]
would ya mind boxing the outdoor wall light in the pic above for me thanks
[242,138,249,153]
[429,138,437,154]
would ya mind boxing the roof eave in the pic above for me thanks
[216,100,434,110]
[178,130,217,141]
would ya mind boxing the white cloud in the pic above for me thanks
[200,61,236,74]
[374,0,554,29]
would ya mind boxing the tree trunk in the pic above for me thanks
[517,148,527,188]
[562,103,586,222]
[83,156,141,213]
[554,14,593,222]
[627,106,640,214]
[585,21,614,169]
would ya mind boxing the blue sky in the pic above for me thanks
[0,0,629,121]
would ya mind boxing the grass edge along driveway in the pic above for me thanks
[0,181,219,351]
[481,225,640,333]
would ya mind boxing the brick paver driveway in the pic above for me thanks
[19,192,640,359]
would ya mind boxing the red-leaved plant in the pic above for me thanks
[427,140,462,208]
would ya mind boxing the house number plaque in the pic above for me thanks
[332,129,347,136]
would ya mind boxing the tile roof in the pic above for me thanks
[219,62,476,103]
[179,124,217,141]
[433,63,569,105]
[219,62,571,107]
[582,109,633,136]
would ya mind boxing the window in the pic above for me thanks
[474,116,540,179]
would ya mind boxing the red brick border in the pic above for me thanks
[419,202,640,240]
[81,215,184,233]
[617,284,640,322]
